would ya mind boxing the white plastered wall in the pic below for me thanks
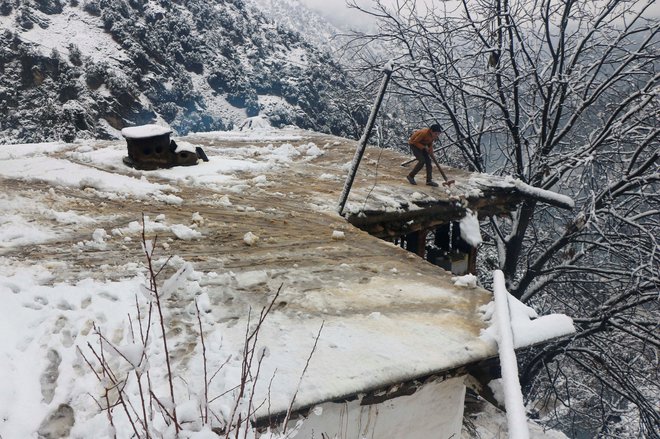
[286,376,466,439]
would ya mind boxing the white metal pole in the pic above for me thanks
[337,61,394,216]
[492,270,530,439]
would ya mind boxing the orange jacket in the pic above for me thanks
[408,128,436,152]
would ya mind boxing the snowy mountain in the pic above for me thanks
[0,0,367,143]
[248,0,350,53]
[249,0,388,66]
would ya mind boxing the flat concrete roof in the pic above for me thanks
[0,128,570,418]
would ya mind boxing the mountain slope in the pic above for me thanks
[249,0,347,52]
[0,0,367,143]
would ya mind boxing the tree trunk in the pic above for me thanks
[503,199,537,298]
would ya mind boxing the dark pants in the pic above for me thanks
[409,146,432,182]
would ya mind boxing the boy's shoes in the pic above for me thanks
[406,175,417,185]
[426,180,439,187]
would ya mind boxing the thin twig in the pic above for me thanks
[141,213,179,433]
[195,297,209,424]
[283,321,325,433]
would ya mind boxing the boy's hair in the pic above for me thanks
[430,124,442,132]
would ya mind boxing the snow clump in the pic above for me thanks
[170,224,202,240]
[243,231,259,246]
[331,230,345,240]
[191,212,204,226]
[453,274,478,288]
[217,195,232,206]
[460,210,482,247]
[92,228,109,244]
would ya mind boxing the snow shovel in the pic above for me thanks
[400,157,416,167]
[430,153,455,186]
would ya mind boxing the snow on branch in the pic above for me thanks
[507,177,575,210]
[481,274,576,350]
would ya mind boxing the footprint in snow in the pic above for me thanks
[2,282,21,294]
[98,290,119,301]
[56,300,75,311]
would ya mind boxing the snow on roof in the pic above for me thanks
[0,128,574,436]
[337,148,574,238]
[121,124,173,139]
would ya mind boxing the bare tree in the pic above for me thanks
[347,0,659,436]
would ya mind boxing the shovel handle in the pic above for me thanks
[430,152,450,182]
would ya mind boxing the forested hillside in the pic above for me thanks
[0,0,367,143]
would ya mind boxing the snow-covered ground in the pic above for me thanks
[0,126,574,438]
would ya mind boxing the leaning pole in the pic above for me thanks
[337,61,394,216]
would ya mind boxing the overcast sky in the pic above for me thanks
[299,0,660,28]
[298,0,384,29]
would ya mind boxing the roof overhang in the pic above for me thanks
[342,165,574,239]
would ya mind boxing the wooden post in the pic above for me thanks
[337,61,394,216]
[468,247,478,274]
[416,229,428,258]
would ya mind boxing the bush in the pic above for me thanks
[34,0,64,15]
[158,102,179,123]
[82,0,101,16]
[17,8,34,30]
[84,62,107,89]
[0,0,13,16]
[67,44,82,66]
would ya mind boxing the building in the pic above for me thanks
[0,127,574,438]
